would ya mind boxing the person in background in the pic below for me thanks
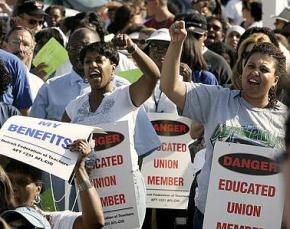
[191,0,211,17]
[0,57,21,124]
[107,4,136,34]
[0,48,31,116]
[144,0,175,29]
[272,6,290,30]
[3,26,43,101]
[224,25,245,50]
[45,4,65,28]
[161,20,287,228]
[32,27,67,79]
[181,31,218,84]
[183,12,232,86]
[143,28,178,113]
[207,41,237,68]
[240,1,263,29]
[11,1,46,34]
[205,15,227,46]
[129,27,156,51]
[30,27,100,123]
[223,0,243,25]
[5,140,105,229]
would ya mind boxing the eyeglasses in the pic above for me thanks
[27,18,44,26]
[149,43,169,53]
[20,15,44,26]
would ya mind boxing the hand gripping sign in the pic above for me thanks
[0,116,102,181]
[203,142,284,229]
[141,113,195,209]
[80,121,140,229]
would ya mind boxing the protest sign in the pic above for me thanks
[0,116,101,181]
[32,37,69,80]
[203,141,284,229]
[80,121,139,229]
[118,68,142,83]
[141,113,194,209]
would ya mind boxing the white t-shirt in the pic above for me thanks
[47,210,81,229]
[224,0,243,25]
[27,70,44,101]
[143,81,177,113]
[66,85,139,169]
[183,83,287,213]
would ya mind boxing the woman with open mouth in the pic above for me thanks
[161,21,288,229]
[61,35,160,228]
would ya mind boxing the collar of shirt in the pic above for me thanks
[68,70,87,86]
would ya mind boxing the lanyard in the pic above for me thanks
[153,90,163,112]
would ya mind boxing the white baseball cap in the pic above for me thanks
[146,28,171,42]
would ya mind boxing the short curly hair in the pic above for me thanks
[79,42,119,66]
[231,33,272,90]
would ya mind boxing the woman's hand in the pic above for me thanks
[169,21,187,43]
[112,34,135,51]
[68,139,92,168]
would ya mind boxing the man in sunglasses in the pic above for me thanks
[12,1,46,34]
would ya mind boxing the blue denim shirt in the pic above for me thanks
[0,49,32,109]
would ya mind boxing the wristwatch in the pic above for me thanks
[127,43,137,54]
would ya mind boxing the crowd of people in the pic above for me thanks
[0,0,289,228]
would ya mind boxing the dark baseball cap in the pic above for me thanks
[15,2,46,16]
[184,12,207,34]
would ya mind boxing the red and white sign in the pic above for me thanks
[84,121,139,229]
[203,141,284,229]
[141,113,194,209]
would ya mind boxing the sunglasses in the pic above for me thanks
[149,43,169,52]
[27,18,44,26]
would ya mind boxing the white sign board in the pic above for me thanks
[85,121,139,229]
[141,113,194,209]
[0,116,100,181]
[203,142,284,229]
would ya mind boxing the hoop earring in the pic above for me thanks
[34,194,41,204]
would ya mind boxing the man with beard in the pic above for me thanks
[3,26,43,101]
